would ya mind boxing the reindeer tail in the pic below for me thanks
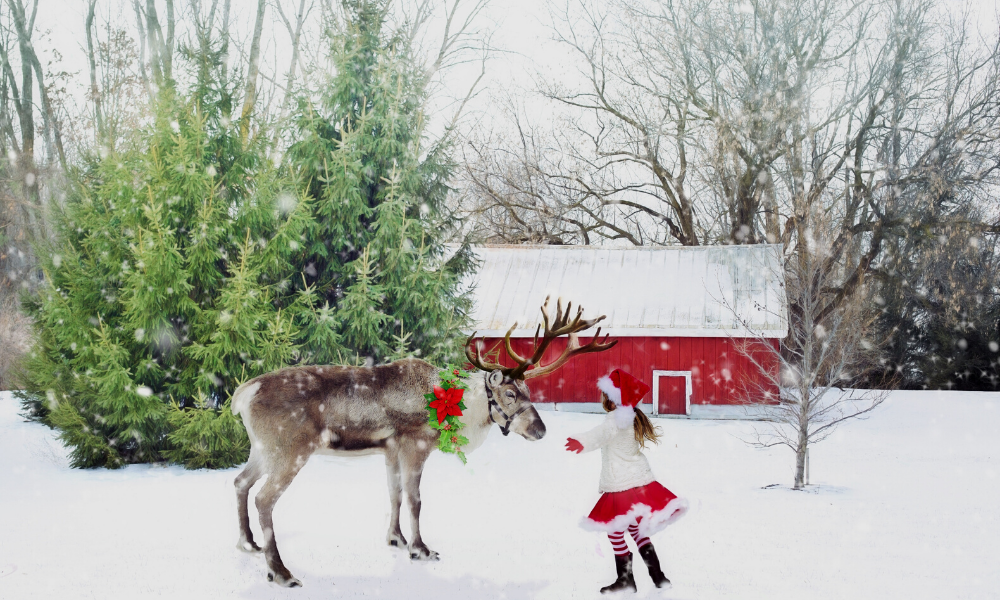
[231,380,261,419]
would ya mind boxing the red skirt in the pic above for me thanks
[580,481,688,538]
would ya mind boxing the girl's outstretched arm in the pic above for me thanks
[567,416,616,454]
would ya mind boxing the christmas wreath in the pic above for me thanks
[425,364,470,464]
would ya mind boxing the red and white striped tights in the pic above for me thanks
[608,522,651,556]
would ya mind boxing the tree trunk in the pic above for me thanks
[86,0,106,143]
[793,420,808,489]
[731,167,760,244]
[8,0,64,172]
[144,0,174,88]
[220,0,231,85]
[239,0,266,145]
[677,195,699,246]
[6,0,38,215]
[164,0,174,82]
[794,233,813,490]
[276,0,307,124]
[145,0,163,85]
[132,0,151,97]
[761,170,779,244]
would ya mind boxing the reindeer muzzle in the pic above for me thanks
[525,417,546,440]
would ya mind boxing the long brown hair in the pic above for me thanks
[601,392,660,447]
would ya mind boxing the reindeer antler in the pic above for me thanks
[465,329,514,375]
[520,328,616,380]
[465,296,617,379]
[511,296,617,379]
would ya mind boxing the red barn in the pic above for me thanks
[467,245,787,417]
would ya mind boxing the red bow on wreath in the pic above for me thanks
[430,386,464,424]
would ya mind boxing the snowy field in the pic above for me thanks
[1,390,997,600]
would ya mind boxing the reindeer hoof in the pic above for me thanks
[237,540,262,553]
[409,546,440,561]
[268,571,302,587]
[387,532,408,548]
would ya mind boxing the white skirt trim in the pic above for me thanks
[580,497,689,539]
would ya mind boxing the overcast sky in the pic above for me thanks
[30,0,1000,145]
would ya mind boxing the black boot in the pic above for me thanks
[638,544,671,588]
[600,553,637,594]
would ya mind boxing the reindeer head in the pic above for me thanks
[466,297,618,440]
[478,369,543,439]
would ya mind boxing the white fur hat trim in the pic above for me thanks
[614,405,635,429]
[597,375,621,405]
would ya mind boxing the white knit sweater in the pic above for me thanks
[573,412,656,493]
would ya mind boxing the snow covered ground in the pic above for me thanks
[1,390,997,600]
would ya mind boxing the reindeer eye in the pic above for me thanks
[505,390,515,399]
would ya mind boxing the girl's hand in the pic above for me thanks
[565,438,583,453]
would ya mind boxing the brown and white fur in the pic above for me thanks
[231,358,545,587]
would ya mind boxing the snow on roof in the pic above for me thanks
[467,244,788,338]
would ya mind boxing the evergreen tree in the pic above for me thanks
[18,0,476,469]
[284,0,474,366]
[866,211,1000,390]
[18,84,306,468]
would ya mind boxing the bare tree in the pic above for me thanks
[0,0,64,198]
[731,227,888,489]
[466,0,999,255]
[0,0,74,296]
[273,0,313,129]
[402,0,492,136]
[80,3,147,154]
[462,97,653,245]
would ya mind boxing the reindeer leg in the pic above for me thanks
[234,453,264,553]
[256,459,305,587]
[385,441,408,548]
[401,440,439,561]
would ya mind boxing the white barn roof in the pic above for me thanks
[467,245,787,338]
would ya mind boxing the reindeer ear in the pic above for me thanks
[487,369,504,389]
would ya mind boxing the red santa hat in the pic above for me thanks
[597,369,650,429]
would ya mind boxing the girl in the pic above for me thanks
[565,369,688,594]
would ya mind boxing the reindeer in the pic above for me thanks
[231,297,617,587]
